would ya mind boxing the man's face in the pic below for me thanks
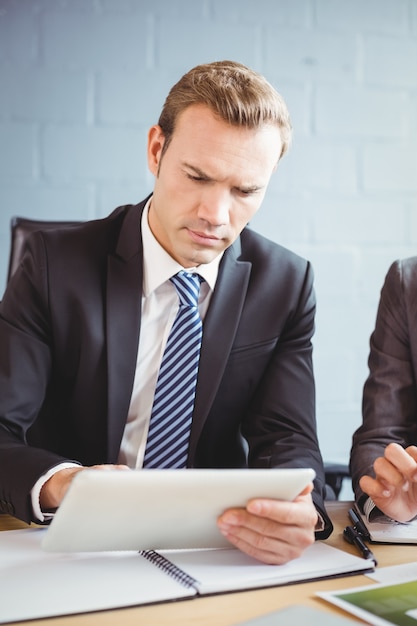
[147,104,283,268]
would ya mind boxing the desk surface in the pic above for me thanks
[2,502,417,626]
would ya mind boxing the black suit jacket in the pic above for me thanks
[0,199,331,536]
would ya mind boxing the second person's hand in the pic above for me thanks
[359,443,417,522]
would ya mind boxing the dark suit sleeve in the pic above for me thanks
[241,261,332,539]
[0,232,73,522]
[0,204,142,524]
[350,259,417,508]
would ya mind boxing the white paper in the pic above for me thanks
[0,529,194,624]
[366,561,417,584]
[162,541,373,594]
[359,508,417,544]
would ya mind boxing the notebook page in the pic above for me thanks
[159,541,373,594]
[0,529,195,624]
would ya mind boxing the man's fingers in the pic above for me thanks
[372,455,405,491]
[40,464,131,509]
[404,446,417,479]
[385,443,417,477]
[405,445,417,460]
[370,445,417,493]
[360,445,417,501]
[217,506,314,565]
[359,474,391,499]
[218,524,309,564]
[217,494,317,564]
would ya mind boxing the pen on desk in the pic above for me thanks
[348,506,371,541]
[343,525,378,566]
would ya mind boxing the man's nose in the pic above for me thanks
[197,189,230,226]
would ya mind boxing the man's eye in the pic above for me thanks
[237,188,257,197]
[187,174,205,182]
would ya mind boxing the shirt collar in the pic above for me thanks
[141,198,223,296]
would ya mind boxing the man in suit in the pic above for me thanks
[351,258,417,523]
[0,60,332,563]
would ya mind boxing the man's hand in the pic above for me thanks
[217,484,317,564]
[39,464,130,510]
[359,443,417,522]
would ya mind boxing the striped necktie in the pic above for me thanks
[143,270,203,468]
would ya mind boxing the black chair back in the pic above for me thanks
[7,217,81,283]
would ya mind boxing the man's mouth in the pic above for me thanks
[187,229,222,246]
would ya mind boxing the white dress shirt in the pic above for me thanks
[118,200,222,468]
[31,198,222,520]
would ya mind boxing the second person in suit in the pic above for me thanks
[351,257,417,523]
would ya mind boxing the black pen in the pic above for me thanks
[343,525,378,566]
[348,506,371,541]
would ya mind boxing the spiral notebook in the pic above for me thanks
[0,528,373,624]
[356,506,417,544]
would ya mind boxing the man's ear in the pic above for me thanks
[147,125,166,176]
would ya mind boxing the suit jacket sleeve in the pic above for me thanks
[236,257,332,538]
[350,258,417,508]
[0,202,148,523]
[0,230,78,521]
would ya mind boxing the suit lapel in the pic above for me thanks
[105,209,251,464]
[188,241,251,462]
[106,203,144,462]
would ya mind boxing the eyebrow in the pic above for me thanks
[183,163,264,193]
[184,164,212,180]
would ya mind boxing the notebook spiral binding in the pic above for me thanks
[139,550,198,589]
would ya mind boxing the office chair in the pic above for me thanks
[7,216,81,283]
[324,462,351,500]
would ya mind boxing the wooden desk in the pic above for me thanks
[2,502,417,626]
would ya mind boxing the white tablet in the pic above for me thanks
[42,467,315,552]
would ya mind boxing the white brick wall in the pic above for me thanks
[1,0,416,494]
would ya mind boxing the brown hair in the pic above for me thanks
[158,60,292,160]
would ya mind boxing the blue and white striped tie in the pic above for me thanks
[143,271,203,468]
